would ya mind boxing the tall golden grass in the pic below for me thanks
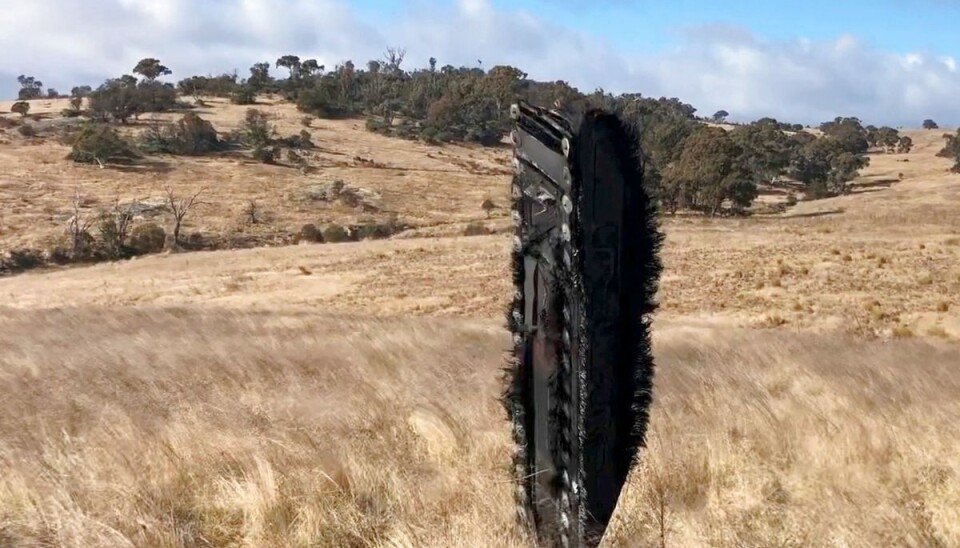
[2,309,957,547]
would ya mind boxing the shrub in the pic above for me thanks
[280,129,314,149]
[240,109,281,163]
[295,85,355,119]
[135,80,178,113]
[350,218,407,240]
[11,101,30,117]
[86,77,177,123]
[322,223,352,243]
[129,223,166,254]
[140,113,222,155]
[297,223,323,243]
[463,221,491,236]
[252,145,281,164]
[17,124,36,138]
[242,109,273,146]
[68,123,140,166]
[1,248,44,272]
[178,74,240,98]
[365,117,389,134]
[230,85,257,105]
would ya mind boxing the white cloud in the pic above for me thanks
[1,0,958,127]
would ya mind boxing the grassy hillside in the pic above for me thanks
[1,309,957,547]
[1,95,960,546]
[0,96,511,254]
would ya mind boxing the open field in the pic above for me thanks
[1,96,960,546]
[1,309,958,547]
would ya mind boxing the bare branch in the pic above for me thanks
[68,186,97,254]
[244,199,260,224]
[165,186,208,247]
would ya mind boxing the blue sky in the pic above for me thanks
[352,0,960,56]
[1,0,958,126]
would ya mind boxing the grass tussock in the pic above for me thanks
[1,309,959,546]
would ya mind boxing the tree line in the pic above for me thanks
[11,51,953,215]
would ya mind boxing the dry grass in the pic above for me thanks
[606,325,960,547]
[0,96,510,251]
[1,309,958,547]
[0,308,526,547]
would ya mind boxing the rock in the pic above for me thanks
[302,180,382,212]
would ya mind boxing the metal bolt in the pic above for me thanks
[563,166,572,187]
[510,104,520,120]
[562,223,571,241]
[562,194,573,214]
[561,137,570,158]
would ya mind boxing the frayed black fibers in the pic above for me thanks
[571,108,664,539]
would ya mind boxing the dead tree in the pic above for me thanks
[383,47,406,74]
[244,199,260,224]
[99,197,139,257]
[165,186,207,247]
[68,187,97,255]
